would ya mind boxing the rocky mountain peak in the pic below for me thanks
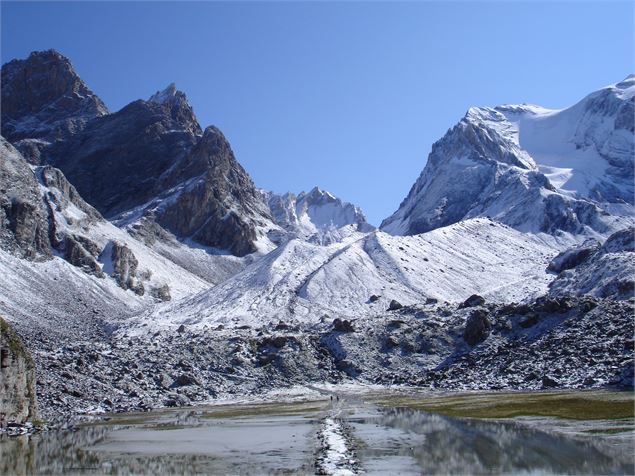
[1,49,108,145]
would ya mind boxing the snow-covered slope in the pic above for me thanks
[264,187,374,244]
[381,76,635,237]
[138,218,565,330]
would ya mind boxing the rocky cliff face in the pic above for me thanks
[381,77,635,237]
[0,138,51,260]
[43,84,202,217]
[0,317,37,424]
[144,126,275,256]
[1,50,108,163]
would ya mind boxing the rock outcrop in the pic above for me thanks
[549,227,635,300]
[0,137,51,260]
[0,317,37,424]
[110,242,144,295]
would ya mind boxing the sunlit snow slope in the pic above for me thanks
[139,218,564,329]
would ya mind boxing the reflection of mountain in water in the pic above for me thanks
[0,425,220,475]
[1,406,633,475]
[363,408,633,475]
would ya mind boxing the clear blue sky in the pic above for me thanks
[2,1,633,225]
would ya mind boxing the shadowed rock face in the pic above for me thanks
[154,126,272,256]
[44,94,202,218]
[1,50,108,148]
[0,317,37,424]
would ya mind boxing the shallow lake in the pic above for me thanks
[1,389,633,475]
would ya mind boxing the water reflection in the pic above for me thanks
[0,404,633,475]
[354,407,634,475]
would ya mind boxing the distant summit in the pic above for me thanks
[265,186,374,241]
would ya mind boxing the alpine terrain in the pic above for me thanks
[0,50,633,425]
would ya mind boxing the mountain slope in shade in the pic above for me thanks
[0,136,224,302]
[381,76,635,237]
[264,186,374,243]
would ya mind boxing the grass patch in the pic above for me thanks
[200,399,328,419]
[373,390,635,420]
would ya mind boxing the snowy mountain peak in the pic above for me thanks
[381,77,634,237]
[612,74,635,96]
[301,186,338,202]
[265,187,374,242]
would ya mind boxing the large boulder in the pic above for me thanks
[109,242,144,295]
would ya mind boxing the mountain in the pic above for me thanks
[1,52,276,257]
[381,76,635,237]
[1,51,633,423]
[265,186,374,243]
[1,50,108,162]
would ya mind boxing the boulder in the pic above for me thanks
[387,300,403,311]
[459,294,486,309]
[332,318,355,333]
[170,373,198,388]
[463,309,491,346]
[541,375,560,388]
[150,284,171,302]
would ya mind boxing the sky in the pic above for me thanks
[2,1,634,226]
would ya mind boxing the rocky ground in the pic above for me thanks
[15,294,633,424]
